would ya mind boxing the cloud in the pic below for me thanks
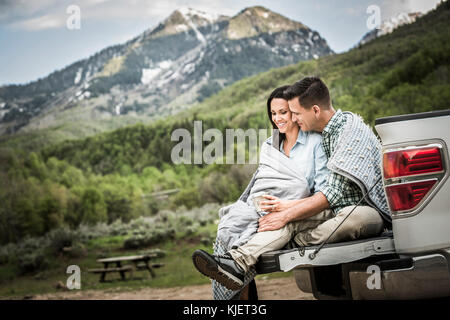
[380,0,441,19]
[8,13,65,31]
[408,0,441,13]
[0,0,61,23]
[1,0,239,31]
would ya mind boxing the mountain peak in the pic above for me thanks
[226,6,307,39]
[240,5,272,15]
[177,7,223,24]
[146,7,227,40]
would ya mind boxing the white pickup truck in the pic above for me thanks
[255,109,450,299]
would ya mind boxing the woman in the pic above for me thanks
[258,85,308,213]
[202,86,329,300]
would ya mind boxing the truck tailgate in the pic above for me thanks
[255,232,395,273]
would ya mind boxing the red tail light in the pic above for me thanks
[385,180,437,212]
[383,144,445,214]
[383,147,443,179]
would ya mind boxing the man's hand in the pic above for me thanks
[259,195,299,213]
[257,211,288,232]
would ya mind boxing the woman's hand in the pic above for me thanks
[259,195,297,213]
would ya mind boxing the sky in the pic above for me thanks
[0,0,443,86]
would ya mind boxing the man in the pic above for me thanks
[193,77,390,291]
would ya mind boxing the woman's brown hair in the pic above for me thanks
[266,85,290,149]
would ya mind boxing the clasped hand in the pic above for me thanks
[257,195,295,232]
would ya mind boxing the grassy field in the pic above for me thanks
[0,221,291,299]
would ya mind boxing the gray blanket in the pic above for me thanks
[213,140,311,300]
[328,112,390,221]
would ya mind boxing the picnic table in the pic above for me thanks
[88,254,164,282]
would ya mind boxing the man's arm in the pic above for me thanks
[258,138,332,232]
[257,191,330,232]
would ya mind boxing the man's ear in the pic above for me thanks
[312,105,321,117]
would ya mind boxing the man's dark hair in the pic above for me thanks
[284,76,331,109]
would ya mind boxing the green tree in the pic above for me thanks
[80,187,107,225]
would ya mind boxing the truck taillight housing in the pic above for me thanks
[383,143,447,215]
[383,147,443,179]
[385,179,437,212]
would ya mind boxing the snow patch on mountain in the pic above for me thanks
[175,24,189,32]
[182,63,195,74]
[292,44,301,52]
[159,60,172,69]
[141,60,173,85]
[178,7,220,24]
[141,69,161,84]
[74,68,83,84]
[115,103,122,115]
[179,8,207,44]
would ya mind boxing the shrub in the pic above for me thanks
[185,224,199,236]
[16,237,50,256]
[76,222,111,241]
[123,228,175,249]
[46,228,79,254]
[200,236,214,246]
[178,216,194,226]
[109,219,129,236]
[0,244,14,265]
[63,242,87,258]
[200,230,216,247]
[17,249,49,275]
[123,235,147,250]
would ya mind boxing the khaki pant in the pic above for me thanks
[228,206,384,272]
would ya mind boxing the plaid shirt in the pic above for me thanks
[321,110,365,215]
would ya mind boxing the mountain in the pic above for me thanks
[40,1,450,175]
[0,6,333,142]
[357,12,422,46]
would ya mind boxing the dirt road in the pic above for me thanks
[32,277,314,300]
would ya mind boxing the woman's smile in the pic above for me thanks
[276,121,287,128]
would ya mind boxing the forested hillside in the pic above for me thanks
[0,2,449,245]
